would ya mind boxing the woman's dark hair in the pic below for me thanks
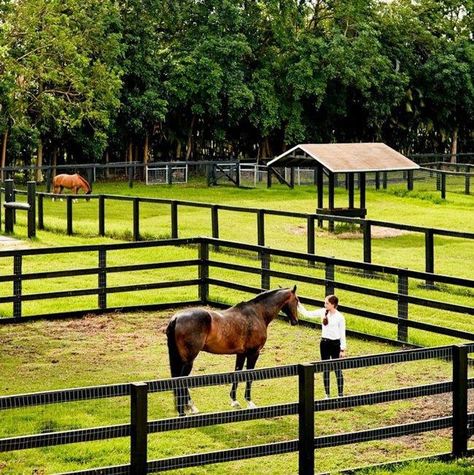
[327,295,339,308]
[323,295,339,325]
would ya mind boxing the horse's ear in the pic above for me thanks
[292,285,297,293]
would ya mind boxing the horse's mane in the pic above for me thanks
[76,174,91,192]
[234,288,288,309]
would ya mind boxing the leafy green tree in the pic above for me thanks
[1,0,123,178]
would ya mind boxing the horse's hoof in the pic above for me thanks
[230,400,241,409]
[247,401,257,409]
[185,401,199,414]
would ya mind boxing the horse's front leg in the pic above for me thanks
[230,353,246,408]
[244,350,260,409]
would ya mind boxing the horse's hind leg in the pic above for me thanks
[230,353,246,408]
[179,362,199,415]
[244,351,260,409]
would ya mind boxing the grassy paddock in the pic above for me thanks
[0,180,473,473]
[0,310,469,474]
[9,180,474,278]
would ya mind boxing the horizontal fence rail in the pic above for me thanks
[1,344,473,473]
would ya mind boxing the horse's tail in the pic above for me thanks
[166,317,183,377]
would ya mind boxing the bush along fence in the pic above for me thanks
[1,343,473,474]
[4,187,472,280]
[0,237,472,348]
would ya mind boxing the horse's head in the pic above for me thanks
[281,285,299,326]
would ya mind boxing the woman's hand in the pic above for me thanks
[339,350,346,358]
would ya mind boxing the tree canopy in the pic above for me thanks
[0,0,472,167]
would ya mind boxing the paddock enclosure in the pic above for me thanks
[0,235,473,473]
[0,171,473,473]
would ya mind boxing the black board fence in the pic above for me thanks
[6,189,472,281]
[0,237,472,348]
[1,344,473,473]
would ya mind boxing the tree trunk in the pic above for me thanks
[36,137,44,182]
[176,141,182,159]
[128,141,133,163]
[105,150,110,178]
[1,128,8,182]
[52,148,58,178]
[185,115,196,161]
[450,128,458,164]
[144,132,150,165]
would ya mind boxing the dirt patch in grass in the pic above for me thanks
[288,224,410,239]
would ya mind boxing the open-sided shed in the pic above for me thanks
[267,143,419,218]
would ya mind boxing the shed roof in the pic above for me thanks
[267,143,419,173]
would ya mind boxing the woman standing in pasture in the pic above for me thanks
[298,294,346,398]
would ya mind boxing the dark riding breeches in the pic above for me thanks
[320,338,343,396]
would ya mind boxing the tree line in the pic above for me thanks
[0,0,473,177]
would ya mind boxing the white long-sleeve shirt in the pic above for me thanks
[298,304,347,350]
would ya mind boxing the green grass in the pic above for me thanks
[0,179,473,473]
[0,311,464,474]
[10,179,472,278]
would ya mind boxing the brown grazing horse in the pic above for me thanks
[52,174,91,198]
[166,286,299,416]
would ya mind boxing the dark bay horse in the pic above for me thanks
[52,174,91,198]
[166,286,299,416]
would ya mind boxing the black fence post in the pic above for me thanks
[235,163,240,188]
[167,164,173,185]
[38,194,44,230]
[375,172,380,190]
[13,255,22,320]
[425,230,434,288]
[362,221,371,265]
[261,249,270,290]
[325,260,335,296]
[4,179,14,233]
[211,205,219,239]
[383,172,388,189]
[27,181,36,238]
[441,173,446,199]
[289,167,295,189]
[171,201,178,239]
[257,210,265,247]
[407,170,414,191]
[465,168,470,195]
[66,196,73,236]
[452,344,468,458]
[98,249,107,310]
[133,198,140,241]
[130,382,148,474]
[199,240,209,304]
[267,167,272,188]
[99,195,105,236]
[397,271,408,342]
[436,167,441,191]
[307,216,315,267]
[128,165,134,188]
[298,363,314,475]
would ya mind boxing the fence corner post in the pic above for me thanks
[452,344,468,458]
[298,363,314,475]
[130,382,148,474]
